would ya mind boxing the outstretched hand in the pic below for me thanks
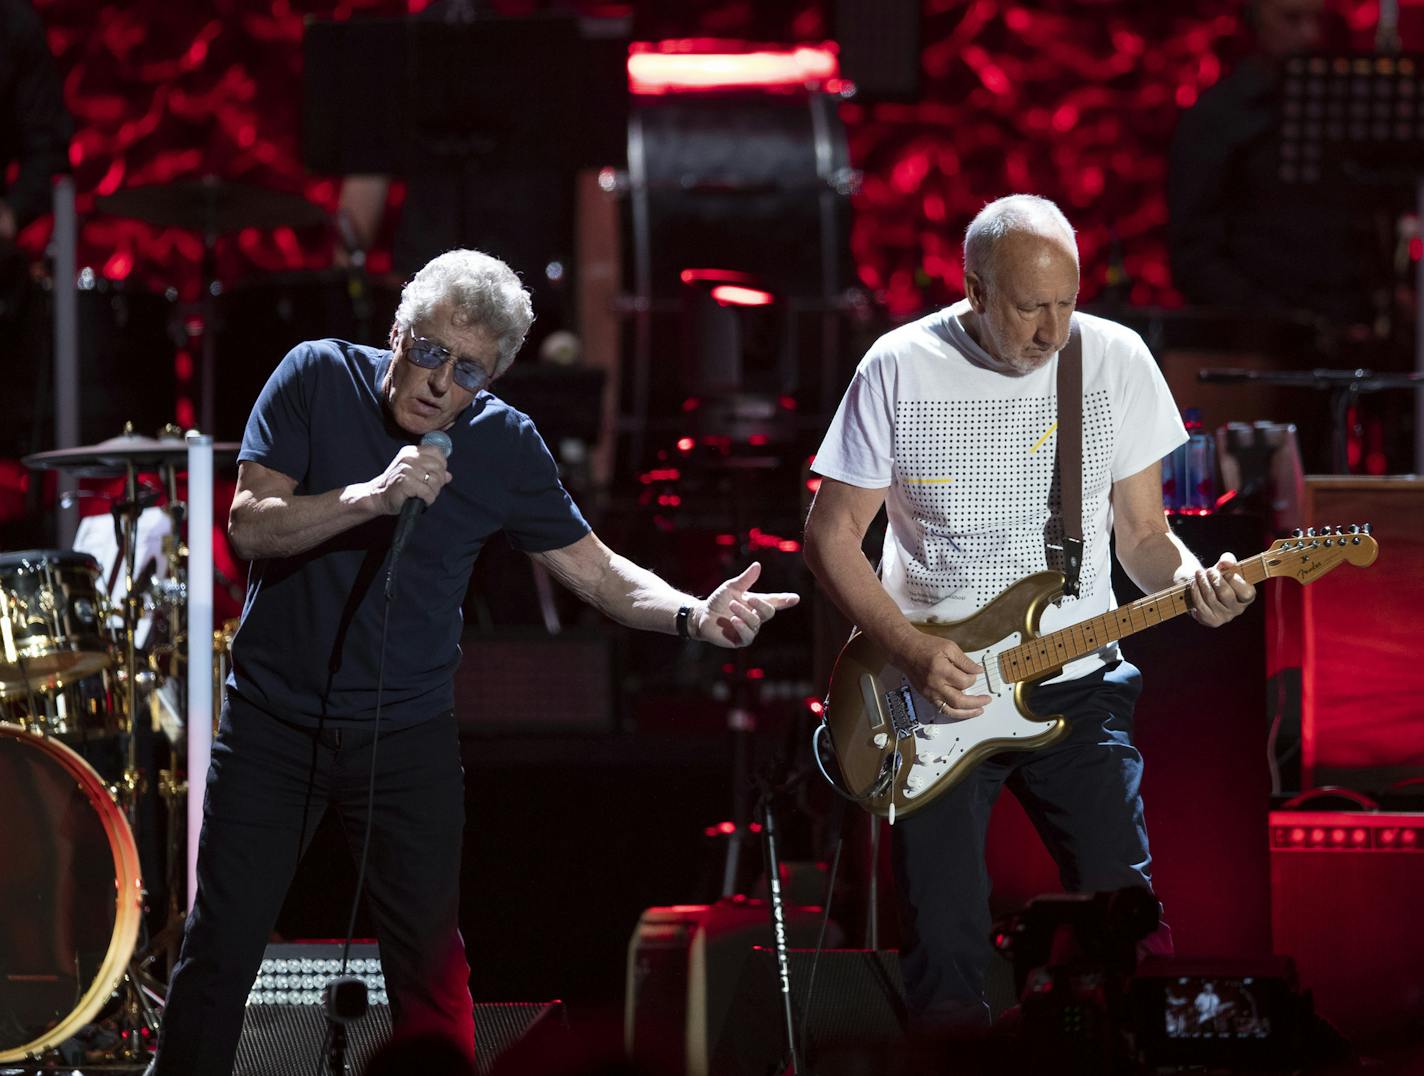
[694,562,800,648]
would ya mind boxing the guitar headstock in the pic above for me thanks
[1263,523,1379,583]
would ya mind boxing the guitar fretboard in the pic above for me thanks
[996,553,1272,683]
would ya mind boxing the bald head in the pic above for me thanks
[959,196,1080,375]
[963,194,1078,286]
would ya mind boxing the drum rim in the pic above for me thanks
[0,721,143,1062]
[0,549,103,571]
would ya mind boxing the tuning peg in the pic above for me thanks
[1292,528,1304,538]
[1349,524,1361,534]
[1334,525,1344,535]
[1307,527,1317,537]
[1363,523,1372,535]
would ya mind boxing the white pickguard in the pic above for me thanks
[889,632,1058,802]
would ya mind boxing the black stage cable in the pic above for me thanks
[312,549,392,1076]
[796,798,847,1056]
[314,428,450,1076]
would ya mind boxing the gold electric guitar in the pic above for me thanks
[819,528,1379,822]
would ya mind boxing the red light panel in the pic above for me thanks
[629,41,839,95]
[710,284,775,307]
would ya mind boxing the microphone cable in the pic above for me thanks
[315,432,451,1075]
[313,589,389,1076]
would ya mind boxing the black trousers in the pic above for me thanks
[151,695,472,1075]
[892,660,1171,1030]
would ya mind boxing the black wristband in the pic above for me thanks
[676,605,693,640]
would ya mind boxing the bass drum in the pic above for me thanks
[0,723,143,1061]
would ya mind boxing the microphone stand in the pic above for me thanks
[758,781,802,1076]
[322,975,369,1076]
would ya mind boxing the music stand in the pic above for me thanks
[301,14,627,177]
[1278,53,1424,472]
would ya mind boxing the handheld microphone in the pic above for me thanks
[386,430,453,597]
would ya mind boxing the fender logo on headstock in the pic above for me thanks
[1295,559,1328,581]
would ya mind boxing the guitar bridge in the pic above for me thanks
[883,684,919,738]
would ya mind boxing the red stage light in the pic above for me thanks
[680,268,757,286]
[710,284,774,307]
[676,437,695,452]
[1311,828,1326,845]
[102,249,133,280]
[628,41,839,95]
[1290,827,1306,845]
[806,698,824,715]
[1403,829,1418,847]
[1351,828,1368,846]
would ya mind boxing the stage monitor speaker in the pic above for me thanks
[710,948,905,1076]
[1270,810,1424,1044]
[233,942,561,1076]
[625,902,844,1076]
[235,1001,560,1076]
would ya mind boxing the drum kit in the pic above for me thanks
[0,427,237,1066]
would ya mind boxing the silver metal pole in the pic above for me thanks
[52,175,78,545]
[185,433,214,912]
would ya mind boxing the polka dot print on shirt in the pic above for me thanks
[892,387,1114,608]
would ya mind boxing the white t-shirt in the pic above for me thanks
[812,301,1187,683]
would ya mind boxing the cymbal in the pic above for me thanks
[0,651,111,702]
[96,176,328,235]
[24,434,241,476]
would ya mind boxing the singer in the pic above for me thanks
[147,249,799,1076]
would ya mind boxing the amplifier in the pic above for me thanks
[1269,811,1424,1043]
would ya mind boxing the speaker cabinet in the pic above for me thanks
[452,630,613,733]
[1301,477,1424,792]
[1270,810,1424,1043]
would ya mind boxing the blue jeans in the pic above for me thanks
[892,660,1167,1029]
[151,695,473,1075]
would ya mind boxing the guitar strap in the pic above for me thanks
[1056,320,1084,598]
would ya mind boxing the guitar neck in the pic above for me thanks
[998,552,1271,683]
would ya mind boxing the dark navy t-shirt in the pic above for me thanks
[228,339,590,727]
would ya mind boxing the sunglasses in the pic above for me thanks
[403,333,493,393]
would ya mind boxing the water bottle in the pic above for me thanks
[1162,408,1218,514]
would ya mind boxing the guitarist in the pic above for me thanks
[802,195,1255,1037]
